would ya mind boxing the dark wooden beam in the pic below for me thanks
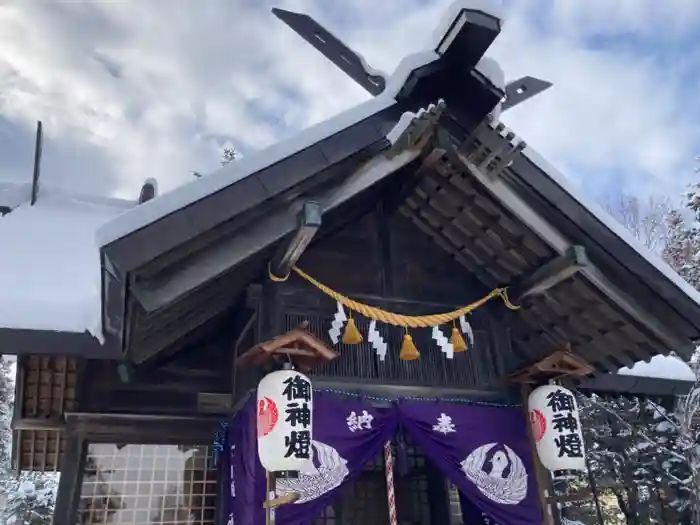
[510,245,589,303]
[12,417,66,431]
[52,429,86,525]
[311,378,514,403]
[30,121,43,206]
[269,200,322,279]
[65,412,222,443]
[502,77,553,112]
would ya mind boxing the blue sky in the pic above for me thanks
[1,0,699,207]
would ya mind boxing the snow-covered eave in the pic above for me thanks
[618,354,696,382]
[522,146,700,324]
[459,120,700,355]
[0,326,116,358]
[0,188,137,350]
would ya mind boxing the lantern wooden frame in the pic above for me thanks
[237,322,338,372]
[509,344,594,384]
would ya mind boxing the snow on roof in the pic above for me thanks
[0,182,32,211]
[0,190,133,339]
[523,147,700,317]
[618,354,696,382]
[96,0,504,248]
[96,56,432,247]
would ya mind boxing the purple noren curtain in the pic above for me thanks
[229,392,398,525]
[460,492,501,525]
[398,400,542,525]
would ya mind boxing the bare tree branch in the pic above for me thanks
[603,192,673,251]
[576,391,687,462]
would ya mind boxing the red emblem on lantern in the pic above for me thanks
[257,397,279,437]
[530,409,546,442]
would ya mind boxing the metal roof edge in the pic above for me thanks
[0,328,118,359]
[579,372,694,397]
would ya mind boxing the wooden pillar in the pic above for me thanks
[585,454,605,525]
[52,430,87,525]
[521,384,556,525]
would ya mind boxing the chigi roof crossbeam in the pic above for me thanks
[272,4,552,112]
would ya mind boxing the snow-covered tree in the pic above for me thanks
[0,360,58,525]
[663,196,700,288]
[591,182,700,522]
[574,392,697,524]
[2,477,56,525]
[221,147,237,166]
[192,146,238,179]
[0,359,14,485]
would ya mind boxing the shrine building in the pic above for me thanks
[1,2,700,525]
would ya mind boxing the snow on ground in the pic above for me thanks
[618,354,696,381]
[0,189,133,339]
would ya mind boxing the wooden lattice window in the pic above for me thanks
[15,356,78,471]
[77,444,216,525]
[312,453,389,525]
[396,440,433,525]
[312,440,449,525]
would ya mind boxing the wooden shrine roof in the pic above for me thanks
[396,127,689,373]
[89,109,700,374]
[2,3,699,379]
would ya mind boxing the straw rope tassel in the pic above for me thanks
[342,312,363,345]
[451,321,468,353]
[384,442,398,525]
[399,328,420,361]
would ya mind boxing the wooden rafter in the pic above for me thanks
[510,246,590,303]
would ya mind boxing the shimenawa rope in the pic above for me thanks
[268,264,520,328]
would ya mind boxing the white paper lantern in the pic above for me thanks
[257,369,313,473]
[528,385,586,472]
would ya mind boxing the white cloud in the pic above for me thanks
[488,0,700,198]
[0,0,697,202]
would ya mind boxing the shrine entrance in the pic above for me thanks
[225,390,542,525]
[311,435,452,525]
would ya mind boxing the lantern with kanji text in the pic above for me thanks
[257,368,313,474]
[528,385,585,471]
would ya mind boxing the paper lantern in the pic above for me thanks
[257,369,313,473]
[528,385,586,472]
